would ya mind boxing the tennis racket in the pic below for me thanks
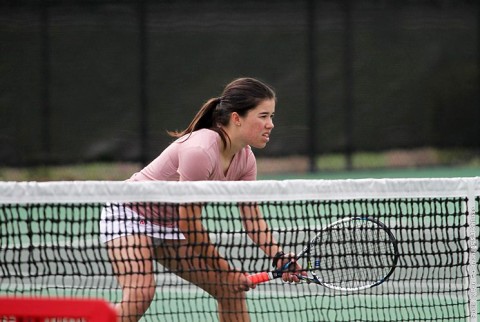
[248,217,399,291]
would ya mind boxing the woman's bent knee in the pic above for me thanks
[212,288,247,303]
[118,286,156,321]
[124,284,156,304]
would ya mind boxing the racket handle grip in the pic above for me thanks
[248,272,272,284]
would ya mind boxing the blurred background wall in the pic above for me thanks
[1,0,479,172]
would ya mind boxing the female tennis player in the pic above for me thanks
[100,77,300,322]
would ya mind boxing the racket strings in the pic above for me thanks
[311,219,397,289]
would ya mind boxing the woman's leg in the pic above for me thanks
[154,240,250,322]
[106,234,156,322]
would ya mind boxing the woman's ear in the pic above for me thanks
[231,112,241,126]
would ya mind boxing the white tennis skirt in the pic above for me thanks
[99,203,185,244]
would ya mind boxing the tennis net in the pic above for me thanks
[0,178,479,322]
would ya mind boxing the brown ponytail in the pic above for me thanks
[167,97,220,138]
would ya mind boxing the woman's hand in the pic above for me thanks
[228,270,256,293]
[274,252,306,283]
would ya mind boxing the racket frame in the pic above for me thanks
[248,216,399,291]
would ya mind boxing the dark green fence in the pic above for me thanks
[1,0,478,170]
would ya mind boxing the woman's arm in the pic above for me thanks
[240,203,302,283]
[178,204,231,271]
[178,203,255,291]
[239,203,282,258]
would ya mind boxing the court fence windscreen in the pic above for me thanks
[0,178,479,321]
[1,1,479,168]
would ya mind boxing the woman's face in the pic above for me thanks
[237,99,275,149]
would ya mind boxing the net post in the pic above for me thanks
[466,178,478,322]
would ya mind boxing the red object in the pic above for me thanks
[0,297,117,322]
